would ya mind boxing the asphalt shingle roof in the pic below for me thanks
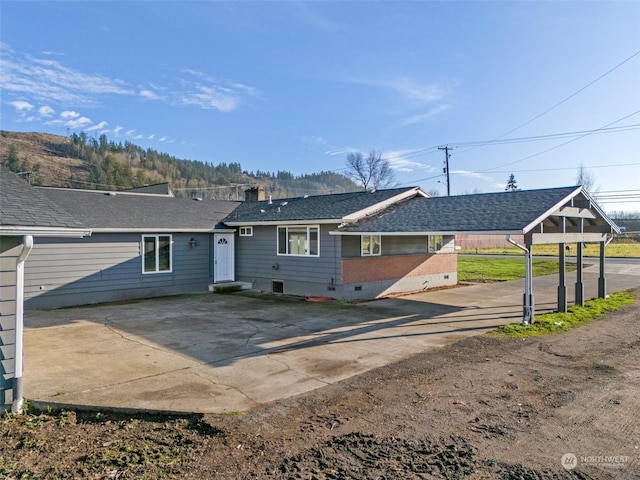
[37,188,240,230]
[0,172,85,229]
[223,187,416,223]
[338,186,583,234]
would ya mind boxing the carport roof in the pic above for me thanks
[334,186,619,235]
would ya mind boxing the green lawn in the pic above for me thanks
[492,291,635,338]
[459,242,640,258]
[458,256,576,282]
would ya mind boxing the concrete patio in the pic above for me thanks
[24,260,639,413]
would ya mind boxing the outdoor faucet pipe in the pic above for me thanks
[13,235,33,414]
[507,236,533,325]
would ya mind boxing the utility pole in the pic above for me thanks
[438,145,452,196]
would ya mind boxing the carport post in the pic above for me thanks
[508,236,534,324]
[598,240,607,298]
[575,242,584,306]
[557,243,567,312]
[524,246,534,324]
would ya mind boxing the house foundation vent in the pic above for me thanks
[272,280,284,294]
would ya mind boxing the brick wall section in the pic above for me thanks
[342,253,456,284]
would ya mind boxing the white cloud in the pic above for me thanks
[60,110,80,119]
[451,170,493,182]
[148,134,156,139]
[386,151,438,173]
[180,85,240,112]
[176,69,260,112]
[399,105,450,127]
[38,105,55,117]
[159,136,167,142]
[113,126,123,136]
[2,43,259,136]
[9,100,34,112]
[139,89,161,100]
[387,77,445,104]
[126,129,136,136]
[1,47,133,106]
[65,116,93,128]
[86,121,108,131]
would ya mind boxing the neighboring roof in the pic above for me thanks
[335,186,618,235]
[223,187,424,225]
[123,183,174,196]
[37,186,240,232]
[0,172,89,236]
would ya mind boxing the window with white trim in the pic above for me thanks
[361,235,381,256]
[277,225,319,256]
[239,226,253,236]
[142,235,172,273]
[428,235,443,253]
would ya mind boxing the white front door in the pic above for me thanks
[213,234,234,282]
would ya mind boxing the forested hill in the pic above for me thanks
[0,131,359,200]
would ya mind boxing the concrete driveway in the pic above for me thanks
[24,261,639,413]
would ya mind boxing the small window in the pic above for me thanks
[239,226,253,236]
[277,225,319,256]
[143,235,172,273]
[361,235,381,256]
[428,235,443,253]
[272,280,284,293]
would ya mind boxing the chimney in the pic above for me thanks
[245,186,266,202]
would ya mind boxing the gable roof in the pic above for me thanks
[223,187,425,225]
[37,187,240,232]
[334,186,618,235]
[0,172,89,236]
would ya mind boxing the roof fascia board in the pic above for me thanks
[225,219,340,227]
[91,228,220,233]
[0,227,91,237]
[330,230,523,236]
[522,187,583,234]
[579,189,621,233]
[342,187,421,223]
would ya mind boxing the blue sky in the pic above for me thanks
[2,1,639,212]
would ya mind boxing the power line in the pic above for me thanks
[494,48,640,140]
[449,124,640,148]
[479,109,640,173]
[483,162,640,174]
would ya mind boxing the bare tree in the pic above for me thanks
[576,164,595,192]
[346,150,396,191]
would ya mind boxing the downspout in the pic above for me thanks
[507,236,533,325]
[12,235,33,414]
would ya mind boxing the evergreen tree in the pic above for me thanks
[505,173,518,192]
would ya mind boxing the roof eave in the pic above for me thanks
[90,227,221,233]
[330,229,524,236]
[0,226,92,238]
[224,219,341,226]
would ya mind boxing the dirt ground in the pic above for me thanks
[2,290,639,480]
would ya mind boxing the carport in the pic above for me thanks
[334,185,620,324]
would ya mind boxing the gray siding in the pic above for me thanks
[342,235,456,257]
[235,224,342,296]
[24,232,212,309]
[0,237,21,413]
